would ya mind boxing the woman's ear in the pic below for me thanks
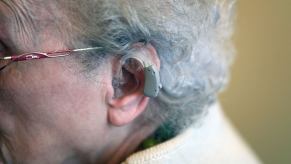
[106,43,160,126]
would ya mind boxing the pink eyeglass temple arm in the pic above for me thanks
[0,47,101,62]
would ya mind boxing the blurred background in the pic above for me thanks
[219,0,291,164]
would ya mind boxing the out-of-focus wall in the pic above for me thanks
[220,0,291,164]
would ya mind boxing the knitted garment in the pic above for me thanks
[122,103,261,164]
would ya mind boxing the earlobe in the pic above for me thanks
[108,94,149,126]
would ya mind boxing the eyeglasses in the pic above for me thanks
[0,47,102,72]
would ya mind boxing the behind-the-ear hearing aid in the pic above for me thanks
[143,64,162,97]
[121,54,162,98]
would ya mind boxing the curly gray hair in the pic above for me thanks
[43,0,236,136]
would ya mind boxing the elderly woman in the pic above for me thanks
[0,0,260,164]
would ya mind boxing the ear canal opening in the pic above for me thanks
[121,66,141,95]
[113,58,144,98]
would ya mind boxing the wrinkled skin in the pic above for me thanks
[0,56,110,163]
[0,1,153,164]
[0,7,109,162]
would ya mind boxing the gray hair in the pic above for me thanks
[55,0,236,136]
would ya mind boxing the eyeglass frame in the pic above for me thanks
[0,46,162,97]
[0,47,102,72]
